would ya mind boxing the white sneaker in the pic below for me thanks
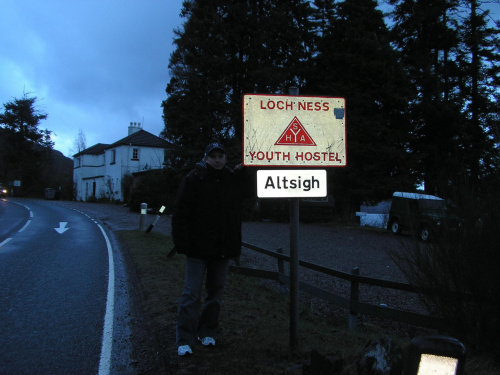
[198,337,216,346]
[178,345,193,356]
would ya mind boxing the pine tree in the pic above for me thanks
[456,0,500,182]
[307,0,417,211]
[161,0,314,167]
[388,1,500,353]
[0,94,50,145]
[389,0,500,195]
[389,0,464,196]
[0,93,52,195]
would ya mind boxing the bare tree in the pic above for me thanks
[73,128,87,154]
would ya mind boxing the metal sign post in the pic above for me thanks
[288,86,300,350]
[242,88,346,351]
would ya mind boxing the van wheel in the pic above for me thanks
[390,220,401,234]
[420,226,431,242]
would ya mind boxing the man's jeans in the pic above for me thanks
[176,257,230,346]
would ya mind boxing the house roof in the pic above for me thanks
[107,129,172,149]
[74,130,172,157]
[74,143,109,157]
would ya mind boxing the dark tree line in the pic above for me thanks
[390,0,500,196]
[0,93,61,196]
[162,0,314,164]
[162,0,500,212]
[159,0,500,358]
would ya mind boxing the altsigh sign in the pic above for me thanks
[257,170,327,198]
[243,94,346,167]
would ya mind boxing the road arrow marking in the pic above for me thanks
[54,222,69,234]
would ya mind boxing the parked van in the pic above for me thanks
[387,192,455,242]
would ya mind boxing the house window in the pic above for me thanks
[111,149,116,164]
[132,148,139,160]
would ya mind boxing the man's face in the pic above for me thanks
[206,150,227,170]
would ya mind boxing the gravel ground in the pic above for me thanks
[49,200,427,319]
[50,201,405,277]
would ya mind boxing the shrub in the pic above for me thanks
[128,168,188,213]
[389,176,500,358]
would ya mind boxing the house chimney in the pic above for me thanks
[128,122,142,135]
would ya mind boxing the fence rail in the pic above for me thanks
[229,241,445,331]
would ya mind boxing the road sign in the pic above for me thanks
[257,170,327,198]
[243,94,346,167]
[275,116,316,146]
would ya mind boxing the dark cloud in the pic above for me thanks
[0,0,183,156]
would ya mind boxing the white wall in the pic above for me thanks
[74,145,165,201]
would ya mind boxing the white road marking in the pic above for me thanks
[0,237,12,248]
[54,222,69,234]
[97,223,115,375]
[18,220,31,232]
[0,201,32,248]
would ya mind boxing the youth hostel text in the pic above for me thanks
[249,151,342,162]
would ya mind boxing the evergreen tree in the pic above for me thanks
[307,0,417,212]
[310,0,336,39]
[388,1,500,354]
[456,0,500,182]
[0,94,50,145]
[161,0,314,167]
[0,93,53,195]
[389,0,500,195]
[389,0,463,196]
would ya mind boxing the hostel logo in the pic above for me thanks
[275,116,316,146]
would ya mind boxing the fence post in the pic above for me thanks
[349,267,360,330]
[277,247,287,293]
[139,203,147,231]
[277,247,285,274]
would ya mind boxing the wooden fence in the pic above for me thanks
[229,241,446,331]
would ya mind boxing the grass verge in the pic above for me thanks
[118,230,499,375]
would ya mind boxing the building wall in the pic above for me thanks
[74,145,165,202]
[73,153,106,201]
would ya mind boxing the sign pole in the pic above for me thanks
[289,86,299,350]
[242,89,346,351]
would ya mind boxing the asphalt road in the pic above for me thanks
[0,198,133,375]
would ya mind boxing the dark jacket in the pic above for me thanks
[171,160,246,260]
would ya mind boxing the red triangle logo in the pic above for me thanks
[275,116,316,146]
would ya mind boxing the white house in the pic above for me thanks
[73,122,171,202]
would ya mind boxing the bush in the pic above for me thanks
[128,168,188,213]
[389,177,500,358]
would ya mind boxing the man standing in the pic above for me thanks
[172,142,246,356]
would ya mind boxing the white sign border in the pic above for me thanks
[257,169,327,198]
[243,94,347,168]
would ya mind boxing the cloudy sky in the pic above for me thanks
[1,1,498,158]
[1,0,184,157]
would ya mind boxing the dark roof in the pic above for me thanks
[74,143,109,157]
[107,129,172,149]
[74,130,172,157]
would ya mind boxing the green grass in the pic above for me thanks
[118,230,499,375]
